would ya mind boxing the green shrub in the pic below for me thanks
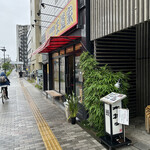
[35,84,42,90]
[6,69,13,76]
[27,78,35,83]
[80,52,130,136]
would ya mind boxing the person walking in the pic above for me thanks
[0,72,10,99]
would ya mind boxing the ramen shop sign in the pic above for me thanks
[46,0,78,40]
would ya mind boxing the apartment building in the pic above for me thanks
[27,27,32,73]
[16,25,29,71]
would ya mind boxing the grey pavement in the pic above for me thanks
[0,70,150,150]
[123,117,150,150]
[0,71,45,150]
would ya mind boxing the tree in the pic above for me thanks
[2,62,10,71]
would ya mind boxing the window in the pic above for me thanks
[75,54,83,103]
[60,50,65,55]
[66,46,73,53]
[52,52,59,58]
[53,58,59,92]
[75,43,82,51]
[60,57,65,94]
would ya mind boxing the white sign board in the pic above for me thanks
[100,92,127,104]
[118,109,129,125]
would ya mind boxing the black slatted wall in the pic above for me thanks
[95,27,136,118]
[136,22,150,116]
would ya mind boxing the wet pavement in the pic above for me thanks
[0,70,150,150]
[124,117,150,150]
[0,71,45,150]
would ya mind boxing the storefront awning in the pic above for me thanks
[32,36,81,56]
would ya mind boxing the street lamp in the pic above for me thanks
[41,3,63,9]
[31,24,47,28]
[37,10,57,17]
[114,79,121,89]
[34,19,52,23]
[0,47,6,73]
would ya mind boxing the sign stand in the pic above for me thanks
[100,92,131,150]
[124,125,125,142]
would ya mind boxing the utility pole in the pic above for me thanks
[6,54,9,61]
[0,47,6,73]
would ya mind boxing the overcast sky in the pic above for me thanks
[0,0,30,61]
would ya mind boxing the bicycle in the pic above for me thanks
[1,85,8,104]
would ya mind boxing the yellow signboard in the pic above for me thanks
[46,0,78,40]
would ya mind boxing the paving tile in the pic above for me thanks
[1,70,150,150]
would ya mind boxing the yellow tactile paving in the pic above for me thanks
[20,80,62,150]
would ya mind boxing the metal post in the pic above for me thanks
[124,125,126,142]
[0,47,6,73]
[4,51,5,63]
[4,50,6,73]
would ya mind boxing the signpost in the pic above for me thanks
[100,92,131,150]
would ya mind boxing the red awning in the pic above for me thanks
[32,36,81,56]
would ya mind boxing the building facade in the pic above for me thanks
[33,0,90,120]
[90,0,150,117]
[16,25,29,71]
[38,0,72,89]
[29,0,42,75]
[27,27,32,73]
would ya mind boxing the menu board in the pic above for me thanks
[118,108,129,125]
[100,92,127,104]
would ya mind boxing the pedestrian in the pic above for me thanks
[0,72,10,99]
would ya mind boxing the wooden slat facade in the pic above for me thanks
[136,22,150,116]
[95,27,137,118]
[90,0,150,41]
[91,1,150,116]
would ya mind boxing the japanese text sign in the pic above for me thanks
[46,0,78,40]
[118,108,129,125]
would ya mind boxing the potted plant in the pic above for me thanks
[64,100,70,122]
[65,92,79,124]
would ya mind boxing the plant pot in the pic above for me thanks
[71,117,76,124]
[65,107,71,122]
[64,102,70,122]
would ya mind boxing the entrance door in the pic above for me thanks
[66,55,74,94]
[43,64,47,91]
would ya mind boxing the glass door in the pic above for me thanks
[66,55,74,95]
[75,54,83,103]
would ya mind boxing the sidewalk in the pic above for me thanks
[22,73,105,150]
[0,70,150,150]
[0,70,105,150]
